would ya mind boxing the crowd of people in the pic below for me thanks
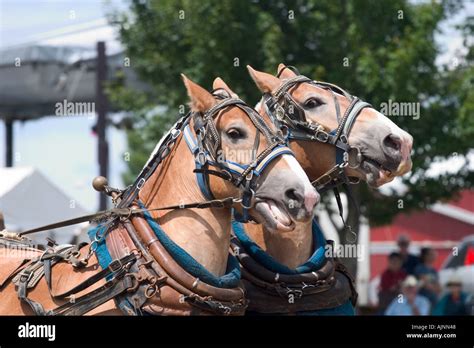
[378,235,471,315]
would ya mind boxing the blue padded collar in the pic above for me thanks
[232,218,327,274]
[139,202,241,288]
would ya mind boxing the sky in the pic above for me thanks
[0,0,127,211]
[0,0,473,212]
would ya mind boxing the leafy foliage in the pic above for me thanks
[107,0,472,226]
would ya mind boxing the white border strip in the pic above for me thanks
[430,203,474,225]
[370,240,459,254]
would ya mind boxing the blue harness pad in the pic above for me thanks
[232,218,327,274]
[139,203,241,289]
[87,224,112,269]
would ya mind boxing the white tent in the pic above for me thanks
[0,166,89,244]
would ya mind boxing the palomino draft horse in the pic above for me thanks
[0,75,317,315]
[227,64,413,315]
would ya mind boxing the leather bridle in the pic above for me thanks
[184,95,293,222]
[262,67,372,238]
[117,94,293,223]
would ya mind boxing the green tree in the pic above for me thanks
[106,0,473,271]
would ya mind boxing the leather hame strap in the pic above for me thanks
[16,252,137,315]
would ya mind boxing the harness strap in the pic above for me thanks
[273,76,312,99]
[17,270,48,315]
[118,116,189,208]
[49,253,137,298]
[50,273,136,316]
[16,252,137,315]
[18,198,239,237]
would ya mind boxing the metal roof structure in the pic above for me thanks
[0,44,150,119]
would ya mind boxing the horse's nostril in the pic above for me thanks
[285,188,301,203]
[383,134,402,152]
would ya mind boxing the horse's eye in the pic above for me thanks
[226,128,244,140]
[303,98,324,109]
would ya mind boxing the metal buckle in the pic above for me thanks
[19,270,33,283]
[108,259,123,273]
[343,151,349,163]
[314,129,329,142]
[240,189,255,209]
[136,178,146,190]
[275,105,285,121]
[196,151,207,165]
[170,128,181,139]
[245,170,254,181]
[314,173,332,187]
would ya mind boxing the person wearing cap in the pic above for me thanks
[385,275,431,315]
[397,234,420,275]
[432,275,471,315]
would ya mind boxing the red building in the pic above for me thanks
[370,190,474,280]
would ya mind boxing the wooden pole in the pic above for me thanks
[0,211,5,230]
[96,41,109,211]
[5,117,13,167]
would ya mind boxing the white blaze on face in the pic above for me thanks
[282,154,319,212]
[368,109,413,173]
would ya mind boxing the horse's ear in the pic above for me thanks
[247,65,282,94]
[213,77,239,98]
[277,63,297,79]
[181,74,216,112]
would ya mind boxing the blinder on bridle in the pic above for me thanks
[263,69,373,241]
[183,95,294,223]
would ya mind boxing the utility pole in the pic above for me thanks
[5,117,13,167]
[96,41,108,211]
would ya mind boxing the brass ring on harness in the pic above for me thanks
[145,283,159,298]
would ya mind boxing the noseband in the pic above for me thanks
[184,95,293,222]
[262,69,372,238]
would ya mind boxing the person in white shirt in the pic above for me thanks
[385,275,431,315]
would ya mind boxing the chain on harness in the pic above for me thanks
[263,66,372,241]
